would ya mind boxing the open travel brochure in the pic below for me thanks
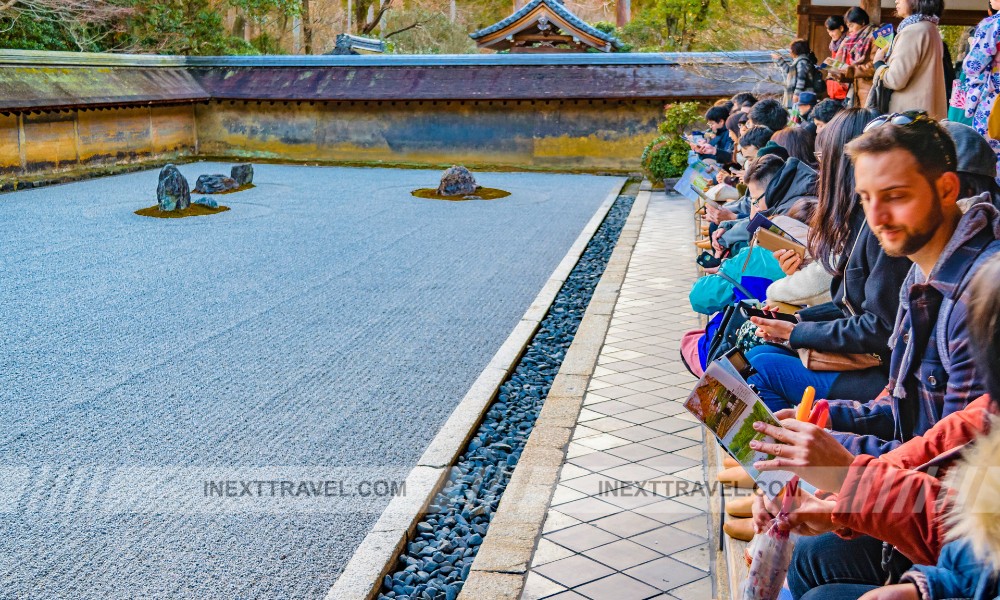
[684,361,795,499]
[673,159,718,203]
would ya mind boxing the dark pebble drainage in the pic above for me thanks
[378,192,637,600]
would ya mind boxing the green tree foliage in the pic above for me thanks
[382,7,476,54]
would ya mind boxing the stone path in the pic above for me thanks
[522,190,711,600]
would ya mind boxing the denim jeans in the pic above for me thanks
[800,584,878,600]
[746,345,839,412]
[788,533,913,600]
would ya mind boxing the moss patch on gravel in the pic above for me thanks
[411,188,511,201]
[135,204,231,218]
[204,183,256,195]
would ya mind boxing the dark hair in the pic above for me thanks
[968,254,1000,409]
[750,99,790,132]
[902,0,944,15]
[809,108,880,274]
[739,125,774,149]
[844,6,870,26]
[706,106,730,123]
[826,15,847,30]
[845,118,958,183]
[726,112,748,137]
[957,172,1000,204]
[732,92,758,107]
[772,127,817,168]
[790,39,811,57]
[786,197,819,224]
[812,98,844,124]
[745,154,786,189]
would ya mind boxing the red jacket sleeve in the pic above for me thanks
[828,395,992,566]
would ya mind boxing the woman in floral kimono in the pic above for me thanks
[963,0,1000,178]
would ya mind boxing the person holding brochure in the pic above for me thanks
[746,253,1000,600]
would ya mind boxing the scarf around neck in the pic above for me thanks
[898,13,940,32]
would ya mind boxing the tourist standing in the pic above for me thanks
[871,0,947,119]
[962,0,1000,179]
[825,15,851,101]
[835,7,876,107]
[776,40,821,109]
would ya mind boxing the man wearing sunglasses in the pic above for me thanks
[754,112,1000,458]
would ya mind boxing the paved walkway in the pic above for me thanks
[522,191,711,599]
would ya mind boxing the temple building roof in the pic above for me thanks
[470,0,622,53]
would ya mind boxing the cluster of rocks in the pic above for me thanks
[436,166,480,197]
[377,195,637,600]
[194,164,254,194]
[156,163,253,212]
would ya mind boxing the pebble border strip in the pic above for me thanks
[377,193,637,600]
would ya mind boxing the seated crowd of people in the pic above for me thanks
[675,4,1000,597]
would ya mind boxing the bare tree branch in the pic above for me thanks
[384,20,423,38]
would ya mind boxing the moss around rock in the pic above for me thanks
[411,188,510,201]
[135,204,230,219]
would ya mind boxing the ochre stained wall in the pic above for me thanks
[195,99,663,171]
[0,105,196,183]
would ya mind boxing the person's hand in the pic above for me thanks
[750,419,856,493]
[716,170,728,185]
[752,486,836,536]
[706,204,737,224]
[858,584,920,600]
[712,228,726,254]
[874,46,887,63]
[750,314,795,342]
[774,408,796,420]
[771,52,781,60]
[696,143,716,156]
[774,249,804,276]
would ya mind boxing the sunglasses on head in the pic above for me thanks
[863,110,931,133]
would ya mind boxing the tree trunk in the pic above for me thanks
[302,0,313,54]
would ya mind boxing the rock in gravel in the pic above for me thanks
[157,164,190,211]
[194,174,238,194]
[193,196,219,209]
[436,166,479,196]
[230,163,254,186]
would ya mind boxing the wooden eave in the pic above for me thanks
[475,4,611,51]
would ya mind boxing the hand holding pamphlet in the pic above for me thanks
[683,360,795,500]
[872,23,894,50]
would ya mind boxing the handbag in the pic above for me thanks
[866,67,893,114]
[798,348,881,371]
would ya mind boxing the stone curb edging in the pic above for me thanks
[324,178,628,600]
[458,187,652,599]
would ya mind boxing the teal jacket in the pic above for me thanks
[689,246,785,315]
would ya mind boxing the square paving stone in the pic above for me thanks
[599,463,664,485]
[574,573,662,600]
[582,538,663,571]
[669,543,711,573]
[615,408,664,425]
[629,525,705,554]
[533,555,615,589]
[643,416,694,434]
[586,416,633,432]
[587,400,637,416]
[572,425,601,439]
[623,556,707,592]
[611,425,664,442]
[544,591,588,600]
[550,485,588,506]
[570,452,629,472]
[590,510,663,538]
[639,435,696,454]
[545,523,620,552]
[531,538,576,567]
[631,498,704,525]
[665,576,714,600]
[559,464,591,482]
[636,453,701,475]
[607,443,663,462]
[575,434,630,452]
[561,472,627,496]
[555,496,621,522]
[669,514,710,537]
[595,486,664,510]
[542,510,581,534]
[622,380,670,393]
[522,571,567,600]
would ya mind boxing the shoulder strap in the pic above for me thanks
[717,270,755,300]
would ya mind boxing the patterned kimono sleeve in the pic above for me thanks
[962,17,1000,119]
